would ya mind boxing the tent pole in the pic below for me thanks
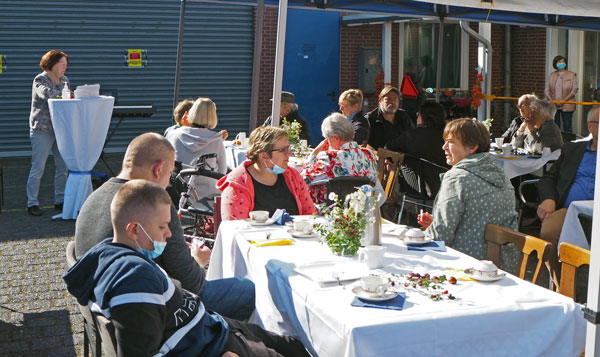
[435,19,444,103]
[173,0,187,116]
[249,0,265,130]
[270,0,288,127]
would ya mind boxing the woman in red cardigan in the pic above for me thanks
[217,126,316,220]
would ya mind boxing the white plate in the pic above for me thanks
[464,268,506,282]
[287,229,319,238]
[402,236,434,246]
[352,286,398,302]
[295,262,364,283]
[247,218,275,226]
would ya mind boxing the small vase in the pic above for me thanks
[332,247,357,257]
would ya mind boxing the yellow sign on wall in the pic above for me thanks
[0,55,3,74]
[127,49,142,67]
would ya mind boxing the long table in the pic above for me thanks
[208,219,586,356]
[492,149,561,179]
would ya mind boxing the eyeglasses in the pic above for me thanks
[271,145,292,153]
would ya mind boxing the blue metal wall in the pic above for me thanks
[0,0,253,156]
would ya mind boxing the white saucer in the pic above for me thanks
[464,268,506,282]
[402,236,434,246]
[352,286,398,302]
[287,229,318,238]
[247,218,275,226]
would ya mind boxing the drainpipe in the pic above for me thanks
[459,21,492,121]
[504,25,511,130]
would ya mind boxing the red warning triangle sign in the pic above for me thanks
[400,74,419,100]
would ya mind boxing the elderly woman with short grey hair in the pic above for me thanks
[512,98,564,152]
[301,113,378,204]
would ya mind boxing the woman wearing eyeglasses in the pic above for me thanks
[217,126,316,220]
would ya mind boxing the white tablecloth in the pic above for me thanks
[558,200,593,252]
[208,219,585,356]
[224,140,248,170]
[492,149,561,179]
[49,96,114,219]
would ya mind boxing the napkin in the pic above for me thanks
[407,241,446,252]
[272,208,294,225]
[351,293,406,311]
[250,239,294,247]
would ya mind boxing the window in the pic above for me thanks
[403,22,462,89]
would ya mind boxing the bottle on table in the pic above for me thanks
[62,83,70,100]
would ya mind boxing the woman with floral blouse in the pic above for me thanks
[302,113,378,204]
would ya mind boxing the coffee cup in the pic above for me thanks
[502,143,512,156]
[542,147,551,156]
[249,210,269,223]
[242,138,250,148]
[472,260,498,278]
[360,276,389,296]
[293,219,313,233]
[494,138,504,150]
[358,245,386,269]
[403,228,426,242]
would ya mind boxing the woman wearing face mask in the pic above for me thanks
[545,55,578,133]
[217,126,316,220]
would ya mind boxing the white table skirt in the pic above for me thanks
[224,140,248,170]
[208,219,586,356]
[49,96,114,219]
[492,149,561,179]
[558,200,593,253]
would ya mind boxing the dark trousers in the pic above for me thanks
[221,317,310,357]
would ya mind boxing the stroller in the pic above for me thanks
[167,153,225,245]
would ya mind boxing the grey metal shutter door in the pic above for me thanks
[0,0,253,157]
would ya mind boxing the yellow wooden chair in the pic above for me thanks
[558,243,590,299]
[376,148,404,203]
[484,224,551,284]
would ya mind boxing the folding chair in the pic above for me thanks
[484,224,552,284]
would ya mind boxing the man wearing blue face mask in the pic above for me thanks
[75,133,255,321]
[64,180,310,356]
[545,55,578,133]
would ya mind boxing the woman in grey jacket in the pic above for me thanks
[419,118,519,270]
[166,97,227,198]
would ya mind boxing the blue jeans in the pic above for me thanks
[201,277,255,321]
[554,110,573,132]
[26,130,68,207]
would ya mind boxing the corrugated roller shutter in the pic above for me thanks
[0,0,253,157]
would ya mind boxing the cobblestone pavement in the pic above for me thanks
[0,154,122,356]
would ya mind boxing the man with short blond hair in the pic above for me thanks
[75,132,255,321]
[65,180,308,356]
[366,86,415,150]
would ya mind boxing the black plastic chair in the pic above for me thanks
[397,154,448,224]
[578,213,593,245]
[65,242,102,357]
[325,176,374,205]
[517,179,542,236]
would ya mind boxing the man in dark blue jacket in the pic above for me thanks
[64,180,309,356]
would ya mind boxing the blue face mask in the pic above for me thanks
[265,159,286,175]
[136,223,167,260]
[557,62,567,70]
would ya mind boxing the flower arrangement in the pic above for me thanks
[281,118,303,156]
[482,117,494,132]
[315,186,376,256]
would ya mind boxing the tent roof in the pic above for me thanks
[189,0,600,31]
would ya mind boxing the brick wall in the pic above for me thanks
[256,7,278,126]
[340,24,383,113]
